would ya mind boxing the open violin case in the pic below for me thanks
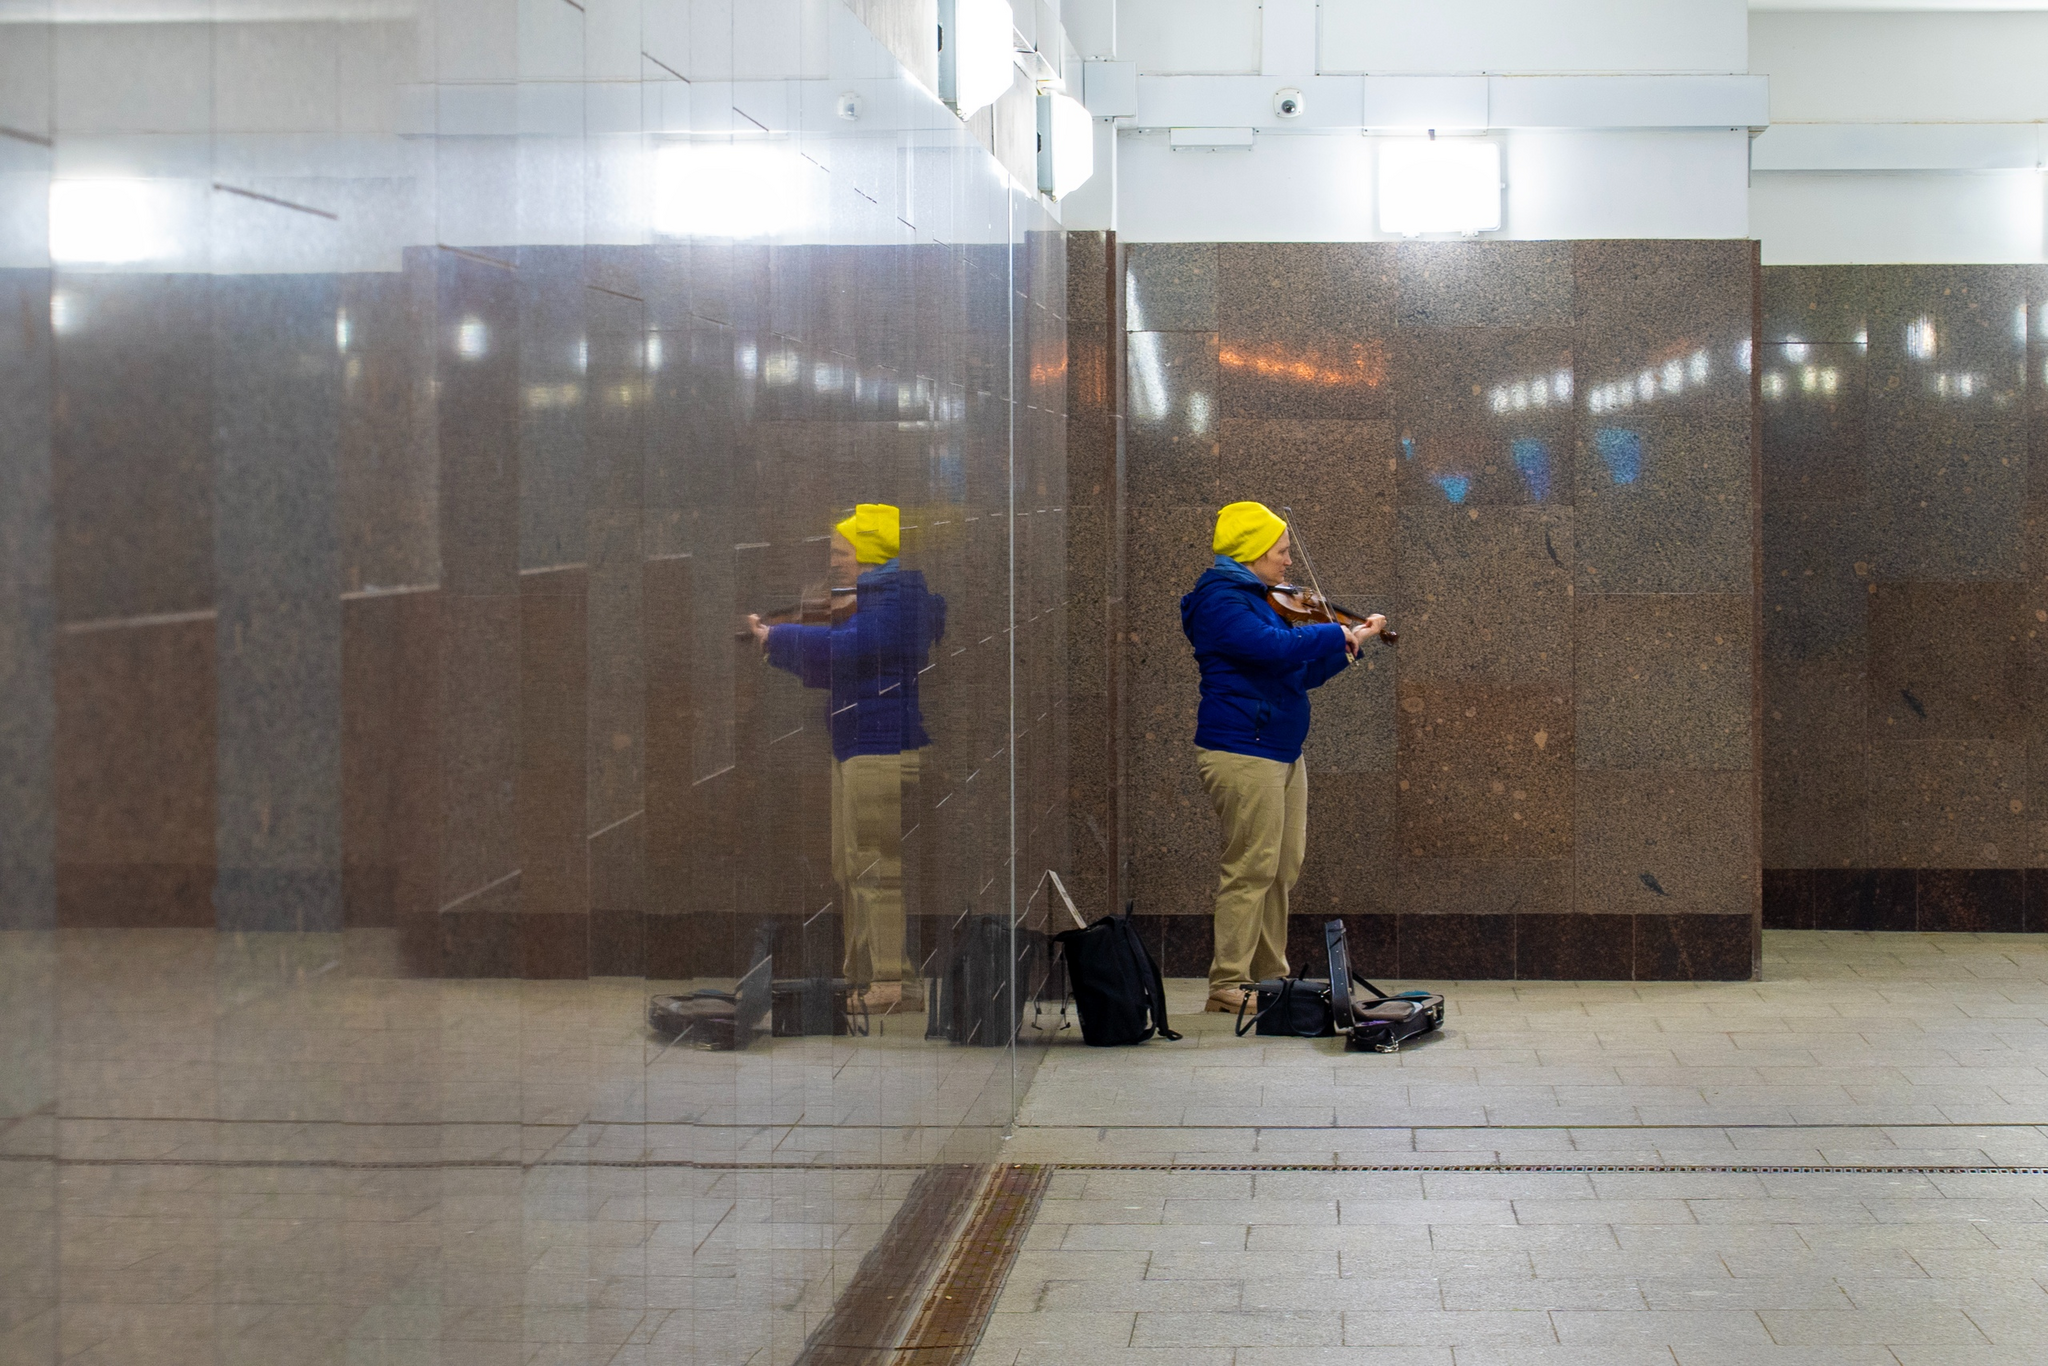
[1324,919,1445,1054]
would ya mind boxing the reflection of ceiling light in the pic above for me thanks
[1905,316,1936,361]
[335,311,351,353]
[942,0,1015,118]
[49,180,176,263]
[50,290,82,335]
[644,334,663,371]
[1037,91,1094,199]
[652,142,805,240]
[456,318,488,359]
[1784,339,1808,362]
[1377,139,1500,237]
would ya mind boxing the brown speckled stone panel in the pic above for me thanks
[1216,244,1395,420]
[1220,242,1396,342]
[341,587,443,930]
[1395,857,1571,919]
[1862,267,2028,583]
[1809,867,1916,931]
[1400,912,1513,980]
[1393,328,1574,509]
[1762,655,1869,869]
[54,618,217,928]
[1575,241,1755,364]
[1397,682,1573,859]
[1867,739,2026,868]
[519,568,589,923]
[1633,913,1754,981]
[1866,582,2026,742]
[1573,412,1753,596]
[1126,333,1220,509]
[1125,243,1217,332]
[1762,501,1870,665]
[51,275,215,624]
[1396,241,1575,330]
[1294,771,1397,918]
[1761,868,1809,929]
[1762,265,1871,346]
[1759,342,1865,501]
[1916,867,2023,932]
[1575,770,1756,917]
[1396,505,1573,690]
[1515,912,1634,980]
[1574,593,1752,772]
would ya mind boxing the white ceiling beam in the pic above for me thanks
[1131,73,1770,132]
[1752,122,2048,171]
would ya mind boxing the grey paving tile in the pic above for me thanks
[1757,1307,1992,1344]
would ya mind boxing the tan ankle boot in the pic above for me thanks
[1205,985,1254,1014]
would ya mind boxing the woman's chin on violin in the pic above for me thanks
[1180,501,1391,1017]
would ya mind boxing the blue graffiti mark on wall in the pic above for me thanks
[1433,473,1471,504]
[1510,437,1549,502]
[1594,427,1642,485]
[1400,436,1417,462]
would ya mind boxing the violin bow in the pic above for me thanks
[1279,506,1342,630]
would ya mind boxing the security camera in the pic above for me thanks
[836,91,862,121]
[1273,87,1304,119]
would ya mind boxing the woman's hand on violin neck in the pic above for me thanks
[1363,613,1387,637]
[747,613,770,647]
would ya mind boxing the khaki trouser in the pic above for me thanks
[831,751,918,986]
[1197,748,1307,992]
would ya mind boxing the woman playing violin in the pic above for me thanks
[747,504,946,1012]
[1180,501,1385,1015]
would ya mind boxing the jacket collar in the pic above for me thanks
[1209,554,1265,589]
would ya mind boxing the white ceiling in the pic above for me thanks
[1751,1,2048,9]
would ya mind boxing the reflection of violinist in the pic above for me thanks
[747,504,947,1012]
[1179,501,1387,1016]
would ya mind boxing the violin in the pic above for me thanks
[736,585,856,640]
[1267,583,1397,645]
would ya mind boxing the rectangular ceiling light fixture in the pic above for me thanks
[1376,137,1501,237]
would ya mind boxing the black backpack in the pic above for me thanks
[1052,902,1183,1047]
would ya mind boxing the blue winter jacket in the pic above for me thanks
[1180,555,1351,763]
[765,561,947,761]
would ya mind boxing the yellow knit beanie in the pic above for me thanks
[1212,501,1287,563]
[833,503,900,565]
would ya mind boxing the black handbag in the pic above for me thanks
[1052,901,1183,1047]
[930,911,1019,1047]
[1234,976,1336,1037]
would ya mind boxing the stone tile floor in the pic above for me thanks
[977,931,2048,1364]
[11,929,2048,1364]
[0,928,1025,1366]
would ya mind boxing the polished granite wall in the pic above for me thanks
[1761,264,2048,932]
[1120,241,1761,981]
[0,2,1074,1362]
[1061,230,1125,916]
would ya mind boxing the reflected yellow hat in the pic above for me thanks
[1213,501,1287,563]
[834,503,900,565]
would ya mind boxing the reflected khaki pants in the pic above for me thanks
[1197,748,1307,992]
[831,751,918,986]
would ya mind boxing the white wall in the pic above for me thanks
[1320,0,1748,76]
[1116,128,1749,242]
[1747,8,2048,265]
[1750,10,2048,124]
[1752,172,2046,265]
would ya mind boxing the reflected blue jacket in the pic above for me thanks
[765,561,947,760]
[1180,556,1350,764]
